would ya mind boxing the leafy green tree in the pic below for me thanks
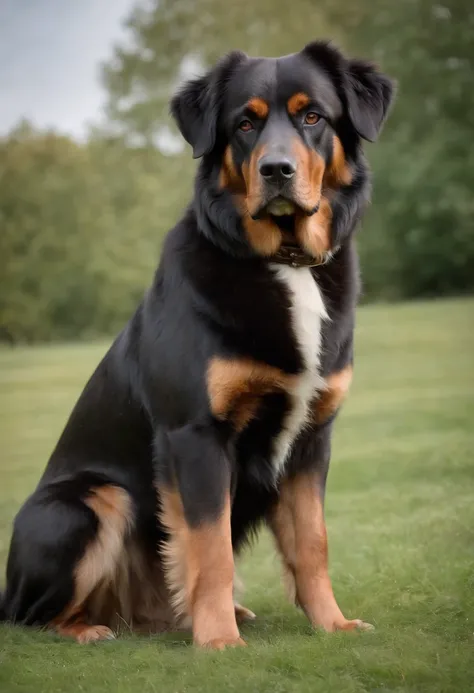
[320,0,474,298]
[0,124,193,342]
[0,123,101,341]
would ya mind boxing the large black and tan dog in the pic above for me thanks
[1,42,394,648]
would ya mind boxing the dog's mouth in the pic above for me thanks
[271,214,297,239]
[242,195,326,267]
[265,198,300,244]
[266,197,297,218]
[263,196,325,266]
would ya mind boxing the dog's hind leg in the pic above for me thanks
[3,474,133,642]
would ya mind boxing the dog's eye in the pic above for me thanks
[304,112,320,126]
[238,120,254,132]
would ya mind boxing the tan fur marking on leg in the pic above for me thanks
[159,488,189,617]
[86,531,178,635]
[313,364,353,425]
[268,494,297,603]
[74,486,133,607]
[51,485,133,640]
[189,493,243,648]
[160,489,243,648]
[207,357,295,431]
[270,474,372,632]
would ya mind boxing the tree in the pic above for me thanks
[3,0,473,344]
[0,124,191,342]
[0,124,101,341]
[319,0,474,298]
[102,0,332,144]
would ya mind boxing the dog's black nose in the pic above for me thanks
[259,155,296,183]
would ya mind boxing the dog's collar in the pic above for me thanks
[269,244,326,268]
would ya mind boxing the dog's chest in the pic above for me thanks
[270,265,328,474]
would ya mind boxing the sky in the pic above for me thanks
[0,0,136,139]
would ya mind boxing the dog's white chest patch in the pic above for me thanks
[270,264,328,475]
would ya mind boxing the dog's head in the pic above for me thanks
[171,42,394,260]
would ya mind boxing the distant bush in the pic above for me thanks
[0,123,193,342]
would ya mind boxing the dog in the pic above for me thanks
[1,41,394,648]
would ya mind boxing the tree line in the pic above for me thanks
[1,0,473,343]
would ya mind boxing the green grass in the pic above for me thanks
[1,298,473,692]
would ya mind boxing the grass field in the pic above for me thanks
[1,298,473,692]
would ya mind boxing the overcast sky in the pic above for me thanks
[0,0,136,138]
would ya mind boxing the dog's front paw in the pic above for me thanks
[234,603,256,622]
[324,618,374,633]
[198,636,247,650]
[56,623,116,644]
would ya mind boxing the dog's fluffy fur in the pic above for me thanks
[1,42,394,648]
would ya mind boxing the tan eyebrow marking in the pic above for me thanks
[287,92,310,116]
[247,97,269,119]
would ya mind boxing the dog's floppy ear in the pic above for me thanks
[303,41,395,142]
[170,73,216,159]
[171,51,247,159]
[343,59,395,142]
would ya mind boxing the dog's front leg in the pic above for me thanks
[159,422,244,649]
[269,429,373,633]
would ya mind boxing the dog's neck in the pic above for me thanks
[269,244,327,268]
